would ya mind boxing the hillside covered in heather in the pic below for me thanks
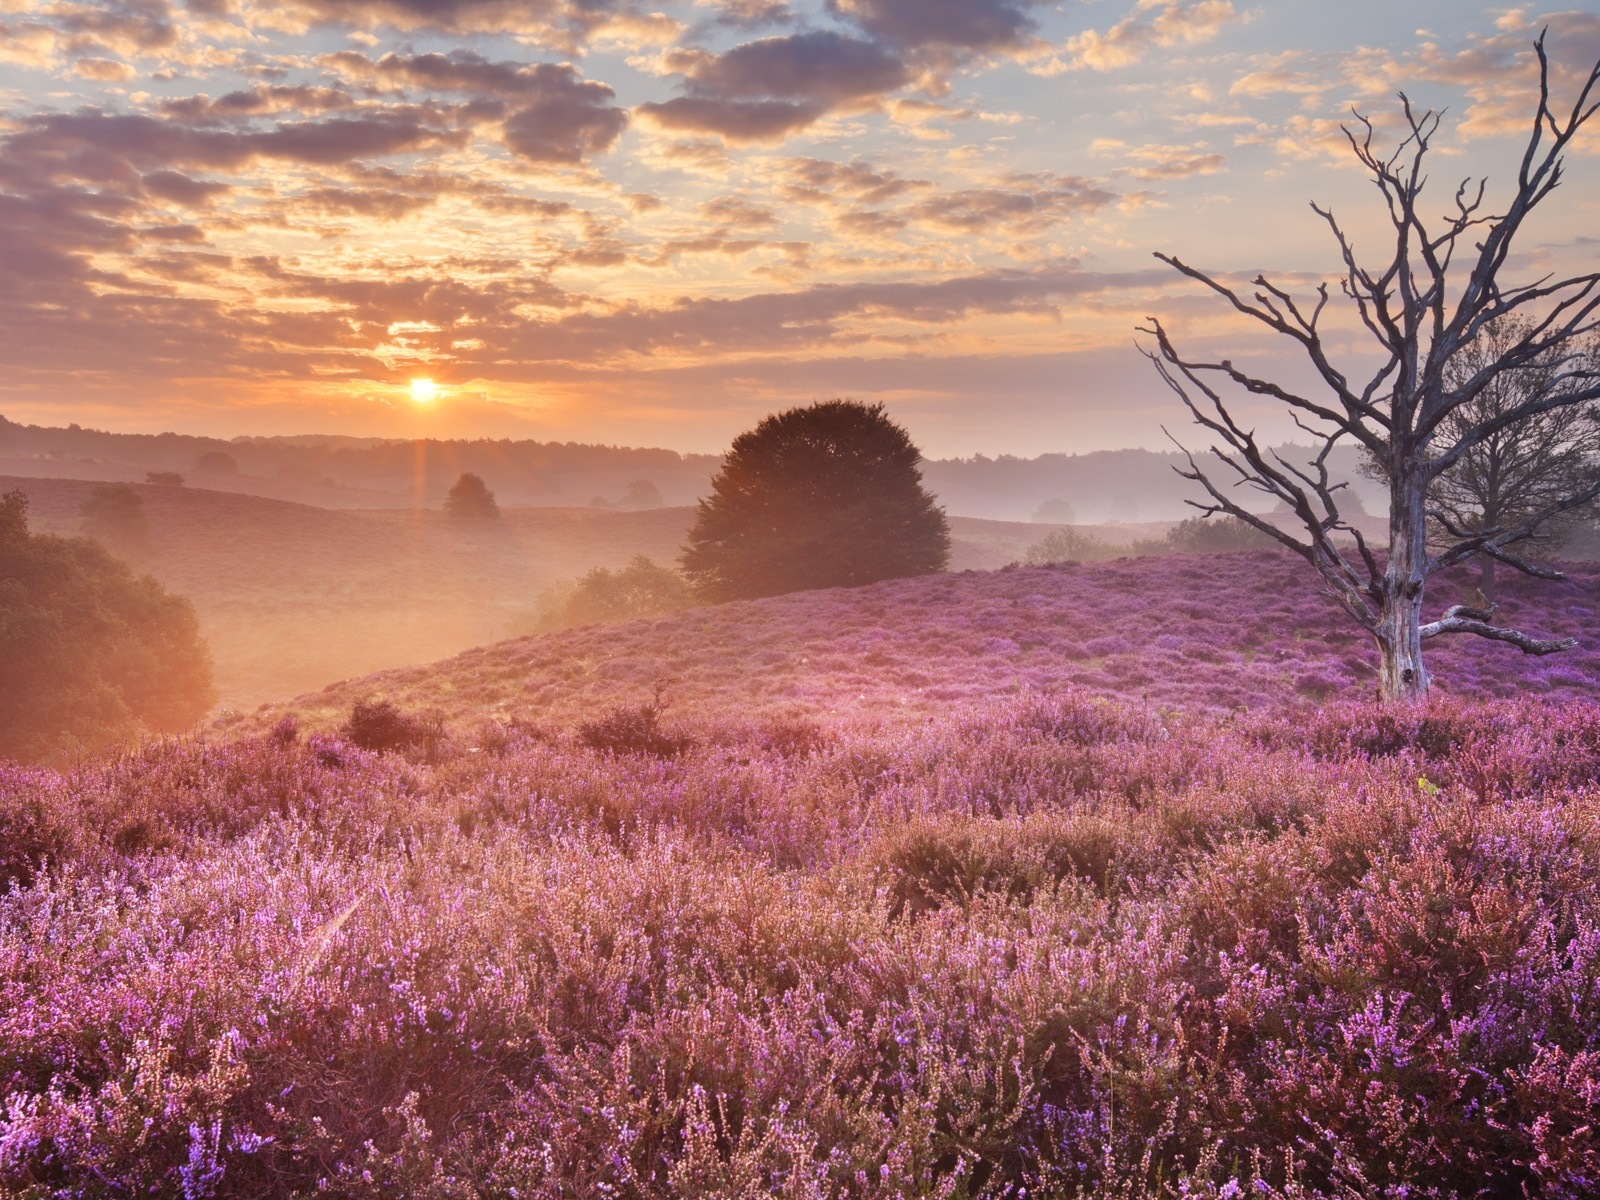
[223,549,1600,739]
[8,533,1600,1197]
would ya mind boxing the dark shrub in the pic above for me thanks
[2,490,213,763]
[577,688,691,758]
[0,777,73,889]
[342,700,444,756]
[79,483,149,557]
[1163,515,1279,553]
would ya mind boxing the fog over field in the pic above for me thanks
[2,466,1206,706]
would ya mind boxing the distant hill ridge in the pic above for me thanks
[0,413,1385,520]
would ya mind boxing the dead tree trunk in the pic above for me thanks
[1378,471,1431,701]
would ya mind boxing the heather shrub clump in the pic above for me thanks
[8,690,1600,1196]
[576,686,692,758]
[340,699,445,758]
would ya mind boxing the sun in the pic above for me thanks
[409,377,438,404]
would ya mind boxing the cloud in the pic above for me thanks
[315,51,629,163]
[779,157,931,205]
[3,109,467,184]
[691,0,793,31]
[1055,0,1237,72]
[638,30,908,141]
[0,0,182,73]
[699,195,779,230]
[158,85,357,121]
[1098,141,1228,179]
[500,75,629,164]
[501,263,1146,362]
[637,96,823,142]
[74,56,138,81]
[140,170,233,206]
[827,0,1043,51]
[298,186,438,218]
[1229,66,1324,99]
[254,0,639,53]
[824,174,1116,246]
[902,175,1118,234]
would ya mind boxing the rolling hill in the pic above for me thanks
[218,548,1600,740]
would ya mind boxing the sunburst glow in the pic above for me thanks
[410,378,438,404]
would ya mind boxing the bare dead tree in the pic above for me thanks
[1142,33,1600,702]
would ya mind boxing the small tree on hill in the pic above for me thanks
[562,557,691,626]
[1024,527,1112,564]
[196,450,237,475]
[445,472,500,519]
[1163,515,1279,555]
[680,400,950,601]
[1144,35,1600,702]
[1,489,213,762]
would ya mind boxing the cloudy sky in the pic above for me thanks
[1,1,1596,455]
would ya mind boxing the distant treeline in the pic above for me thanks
[0,413,1385,521]
[922,446,1382,522]
[0,414,720,506]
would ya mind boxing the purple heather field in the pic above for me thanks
[6,552,1600,1198]
[231,552,1600,734]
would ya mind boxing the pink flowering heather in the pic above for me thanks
[217,553,1600,740]
[7,676,1600,1196]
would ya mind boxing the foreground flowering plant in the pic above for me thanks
[6,689,1600,1197]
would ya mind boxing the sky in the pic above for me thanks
[0,1,1597,457]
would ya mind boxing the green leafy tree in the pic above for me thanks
[444,472,500,519]
[681,400,950,601]
[0,490,214,763]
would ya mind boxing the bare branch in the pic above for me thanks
[1418,614,1576,655]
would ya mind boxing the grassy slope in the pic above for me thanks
[220,549,1600,740]
[11,688,1600,1196]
